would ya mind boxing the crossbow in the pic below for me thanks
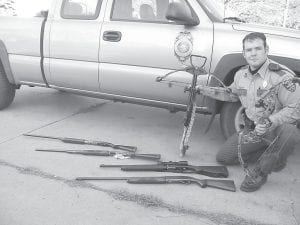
[156,55,237,157]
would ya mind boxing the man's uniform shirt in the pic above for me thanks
[230,59,300,127]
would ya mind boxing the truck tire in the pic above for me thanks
[0,64,15,110]
[220,102,245,139]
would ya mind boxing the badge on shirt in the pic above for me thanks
[283,79,296,92]
[262,80,268,88]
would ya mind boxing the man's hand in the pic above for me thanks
[255,123,269,136]
[255,117,273,136]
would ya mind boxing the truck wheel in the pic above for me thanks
[0,64,15,110]
[220,102,245,139]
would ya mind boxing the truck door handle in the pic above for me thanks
[103,31,122,42]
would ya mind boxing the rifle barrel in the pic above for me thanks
[100,164,132,167]
[36,149,118,156]
[36,149,71,153]
[100,164,164,168]
[76,177,133,181]
[23,133,61,140]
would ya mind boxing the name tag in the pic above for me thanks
[236,88,247,96]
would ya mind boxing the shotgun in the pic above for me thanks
[76,176,236,192]
[24,133,137,152]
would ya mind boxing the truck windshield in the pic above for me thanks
[196,0,224,22]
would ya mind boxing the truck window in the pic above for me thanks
[196,0,223,22]
[111,0,190,23]
[61,0,102,20]
[5,0,53,17]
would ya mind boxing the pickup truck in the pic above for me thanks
[0,0,300,139]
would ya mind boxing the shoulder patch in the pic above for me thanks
[282,79,296,92]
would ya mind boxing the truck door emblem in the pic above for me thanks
[174,31,193,63]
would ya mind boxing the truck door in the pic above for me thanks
[47,0,104,92]
[99,0,213,105]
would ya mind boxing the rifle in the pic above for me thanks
[35,149,160,161]
[23,133,137,152]
[76,176,236,192]
[100,161,229,178]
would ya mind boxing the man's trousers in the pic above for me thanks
[216,124,297,170]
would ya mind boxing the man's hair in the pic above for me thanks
[242,32,267,49]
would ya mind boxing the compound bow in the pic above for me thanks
[238,75,300,179]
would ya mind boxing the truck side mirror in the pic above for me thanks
[166,2,199,26]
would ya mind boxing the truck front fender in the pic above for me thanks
[269,55,300,77]
[0,40,16,84]
[212,53,300,85]
[212,53,246,86]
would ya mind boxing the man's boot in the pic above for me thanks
[240,167,268,192]
[240,153,278,192]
